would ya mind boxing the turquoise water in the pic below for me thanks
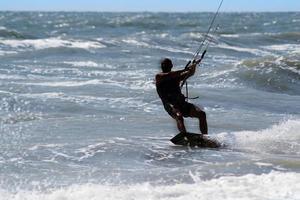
[0,12,300,199]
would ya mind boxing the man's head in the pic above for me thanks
[161,58,173,73]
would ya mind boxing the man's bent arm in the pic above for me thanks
[179,63,197,80]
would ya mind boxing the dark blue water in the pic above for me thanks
[0,12,300,200]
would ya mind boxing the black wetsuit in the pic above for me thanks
[156,74,193,117]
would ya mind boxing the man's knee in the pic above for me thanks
[174,112,184,121]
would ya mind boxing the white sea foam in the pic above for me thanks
[263,21,277,26]
[0,38,106,50]
[63,61,116,69]
[220,33,264,38]
[220,34,240,38]
[16,72,155,90]
[28,144,65,151]
[0,74,27,80]
[122,39,149,47]
[185,32,203,39]
[218,43,271,56]
[1,171,299,200]
[54,23,70,28]
[152,45,193,54]
[0,50,17,56]
[21,79,102,87]
[63,61,99,67]
[275,56,300,75]
[216,119,300,155]
[263,44,300,54]
[76,142,107,161]
[17,79,125,89]
[20,92,152,111]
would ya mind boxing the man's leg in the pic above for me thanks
[188,104,208,135]
[164,103,187,133]
[173,111,187,133]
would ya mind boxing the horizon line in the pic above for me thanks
[0,10,299,13]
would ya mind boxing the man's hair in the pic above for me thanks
[161,58,173,73]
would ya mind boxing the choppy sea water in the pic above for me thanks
[0,12,300,200]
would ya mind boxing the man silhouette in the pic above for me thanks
[155,58,208,135]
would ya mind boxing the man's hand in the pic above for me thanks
[193,58,202,65]
[180,58,202,82]
[187,62,197,76]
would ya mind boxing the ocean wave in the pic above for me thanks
[0,50,17,56]
[63,61,99,67]
[0,74,27,80]
[1,171,299,200]
[108,14,208,29]
[269,32,300,42]
[61,61,117,70]
[0,37,106,51]
[20,79,102,87]
[62,61,116,69]
[263,44,300,54]
[218,31,300,43]
[0,27,30,39]
[119,37,192,54]
[0,113,42,124]
[109,18,168,29]
[74,138,129,161]
[75,142,107,161]
[18,79,116,88]
[219,33,240,38]
[240,55,300,74]
[218,43,271,56]
[122,38,150,47]
[182,32,205,41]
[216,119,300,155]
[19,92,155,112]
[87,13,205,30]
[13,71,155,90]
[152,45,192,55]
[28,143,66,151]
[235,55,300,94]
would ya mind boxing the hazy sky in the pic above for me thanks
[0,0,300,12]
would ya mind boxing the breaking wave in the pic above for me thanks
[0,37,105,52]
[269,32,300,42]
[235,55,300,94]
[216,119,300,155]
[0,27,31,39]
[1,171,299,200]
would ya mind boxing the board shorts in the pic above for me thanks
[163,101,194,118]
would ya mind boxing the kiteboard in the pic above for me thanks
[170,132,221,148]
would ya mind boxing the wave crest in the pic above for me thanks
[235,55,300,94]
[0,27,32,39]
[0,37,105,52]
[1,171,299,200]
[216,119,300,155]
